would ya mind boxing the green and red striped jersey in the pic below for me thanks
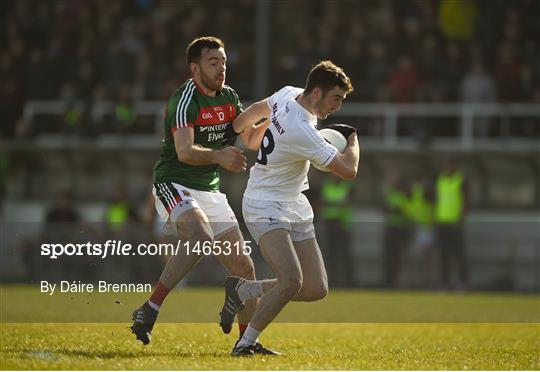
[153,79,243,191]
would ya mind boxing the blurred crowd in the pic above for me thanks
[276,0,540,103]
[1,0,539,138]
[0,0,255,137]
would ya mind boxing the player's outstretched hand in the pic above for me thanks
[326,124,357,139]
[216,146,247,172]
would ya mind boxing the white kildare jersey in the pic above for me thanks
[244,86,338,202]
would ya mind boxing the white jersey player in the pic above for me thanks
[242,85,340,243]
[219,61,360,356]
[244,85,337,201]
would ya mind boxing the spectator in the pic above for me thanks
[0,52,23,137]
[106,185,130,232]
[435,160,469,291]
[438,0,477,42]
[404,177,436,289]
[417,33,445,101]
[362,42,392,101]
[495,45,522,102]
[60,82,85,135]
[387,55,421,102]
[113,84,137,132]
[102,38,133,97]
[441,41,467,101]
[382,174,413,288]
[45,191,79,223]
[460,57,497,137]
[42,191,81,281]
[320,174,356,287]
[24,48,52,100]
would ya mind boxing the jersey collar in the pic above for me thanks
[292,95,317,122]
[192,79,223,96]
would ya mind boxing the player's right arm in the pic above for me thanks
[325,133,360,180]
[298,123,359,181]
[173,128,246,172]
[166,82,246,172]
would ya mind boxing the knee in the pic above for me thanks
[278,271,303,299]
[297,271,328,301]
[300,282,328,302]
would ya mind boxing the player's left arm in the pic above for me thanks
[239,117,270,150]
[233,99,271,150]
[326,133,360,180]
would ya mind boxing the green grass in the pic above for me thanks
[2,285,539,323]
[1,286,539,370]
[1,323,538,370]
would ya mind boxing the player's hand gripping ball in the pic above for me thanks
[312,128,346,172]
[325,123,357,139]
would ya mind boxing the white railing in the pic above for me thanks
[21,101,540,151]
[22,100,165,133]
[339,103,540,149]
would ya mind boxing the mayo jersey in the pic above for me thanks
[153,79,242,191]
[244,86,338,202]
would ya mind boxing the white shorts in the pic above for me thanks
[153,182,238,237]
[242,193,316,244]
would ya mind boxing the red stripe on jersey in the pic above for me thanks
[175,194,183,203]
[171,124,193,134]
[196,104,237,126]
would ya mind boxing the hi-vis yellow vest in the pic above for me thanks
[321,179,353,226]
[386,188,409,225]
[435,171,464,223]
[405,183,433,226]
[107,202,129,230]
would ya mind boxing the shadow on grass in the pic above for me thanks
[23,348,226,359]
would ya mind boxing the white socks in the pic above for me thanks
[147,300,160,311]
[237,280,264,302]
[237,325,260,347]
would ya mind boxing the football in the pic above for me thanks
[311,128,348,172]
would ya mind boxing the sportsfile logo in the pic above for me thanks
[40,239,252,259]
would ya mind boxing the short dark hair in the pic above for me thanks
[304,60,353,96]
[186,36,225,65]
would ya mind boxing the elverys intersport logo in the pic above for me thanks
[198,123,228,142]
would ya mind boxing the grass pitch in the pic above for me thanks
[1,286,539,370]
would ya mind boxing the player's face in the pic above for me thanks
[197,47,227,93]
[315,86,347,119]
